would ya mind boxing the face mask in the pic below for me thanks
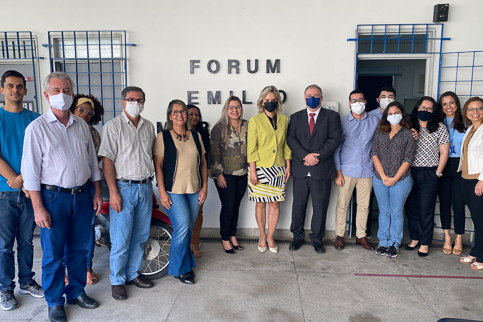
[351,102,365,115]
[264,101,278,112]
[387,114,402,125]
[125,101,144,118]
[418,110,432,122]
[379,97,394,110]
[49,93,73,111]
[306,97,321,110]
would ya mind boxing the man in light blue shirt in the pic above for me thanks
[333,89,379,250]
[368,86,396,120]
[0,70,42,311]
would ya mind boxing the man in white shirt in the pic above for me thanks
[22,72,103,322]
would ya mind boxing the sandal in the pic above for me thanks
[470,262,483,271]
[442,238,453,255]
[87,270,98,285]
[459,256,476,264]
[453,247,463,256]
[64,274,69,287]
[190,244,203,258]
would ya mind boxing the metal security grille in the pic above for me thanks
[348,24,449,88]
[44,30,133,123]
[0,31,40,112]
[438,51,483,100]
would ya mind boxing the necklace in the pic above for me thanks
[172,128,189,142]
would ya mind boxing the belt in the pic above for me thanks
[116,177,153,185]
[41,180,91,195]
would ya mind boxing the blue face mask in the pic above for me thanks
[306,97,321,109]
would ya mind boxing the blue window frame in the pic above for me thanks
[0,31,41,113]
[44,30,133,123]
[438,50,483,99]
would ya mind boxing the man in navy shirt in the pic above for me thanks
[0,70,43,311]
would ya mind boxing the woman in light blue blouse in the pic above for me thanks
[438,91,467,255]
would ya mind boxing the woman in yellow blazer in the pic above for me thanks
[247,85,292,254]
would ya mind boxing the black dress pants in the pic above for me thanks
[290,177,331,243]
[461,178,483,260]
[215,174,247,241]
[438,158,466,234]
[405,167,440,245]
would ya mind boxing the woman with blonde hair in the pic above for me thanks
[210,96,248,253]
[247,86,291,254]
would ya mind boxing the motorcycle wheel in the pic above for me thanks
[140,218,173,280]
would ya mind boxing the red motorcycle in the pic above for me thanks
[95,189,172,280]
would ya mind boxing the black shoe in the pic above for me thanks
[111,285,127,300]
[386,245,398,258]
[417,250,429,257]
[405,242,419,250]
[187,270,196,278]
[231,241,244,250]
[174,273,195,284]
[289,239,303,251]
[376,245,387,255]
[48,305,67,322]
[221,240,235,254]
[67,293,99,309]
[312,242,325,254]
[125,275,154,288]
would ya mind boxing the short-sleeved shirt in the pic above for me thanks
[209,120,248,178]
[153,131,206,194]
[0,108,39,191]
[413,123,450,167]
[371,127,416,181]
[98,113,156,180]
[444,117,465,158]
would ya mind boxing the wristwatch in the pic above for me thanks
[436,172,443,178]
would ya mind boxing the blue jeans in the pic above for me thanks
[109,181,152,285]
[373,176,413,248]
[0,191,36,291]
[165,192,200,277]
[40,187,92,307]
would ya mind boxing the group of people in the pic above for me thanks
[1,69,483,322]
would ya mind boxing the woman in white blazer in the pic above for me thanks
[458,97,483,270]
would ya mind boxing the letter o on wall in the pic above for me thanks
[207,60,220,74]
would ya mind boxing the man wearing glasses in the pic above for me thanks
[98,86,156,300]
[333,89,379,250]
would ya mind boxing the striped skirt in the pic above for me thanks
[248,165,286,202]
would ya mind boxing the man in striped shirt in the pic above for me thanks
[98,86,156,300]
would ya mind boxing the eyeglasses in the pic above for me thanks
[171,110,187,116]
[228,105,242,110]
[123,98,145,104]
[418,106,433,111]
[350,99,365,103]
[468,106,483,112]
[77,107,95,116]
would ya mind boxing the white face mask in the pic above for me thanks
[387,114,403,125]
[379,97,394,110]
[49,93,73,111]
[124,101,144,118]
[351,102,365,115]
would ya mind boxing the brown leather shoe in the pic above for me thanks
[334,236,344,250]
[356,237,374,250]
[112,285,127,300]
[125,275,154,289]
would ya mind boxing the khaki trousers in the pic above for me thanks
[335,175,373,238]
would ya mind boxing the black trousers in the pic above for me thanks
[461,178,483,260]
[290,177,331,243]
[215,174,247,240]
[438,158,466,234]
[405,167,440,245]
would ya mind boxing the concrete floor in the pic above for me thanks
[2,237,483,322]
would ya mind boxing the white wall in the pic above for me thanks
[2,0,482,232]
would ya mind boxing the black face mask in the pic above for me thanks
[418,110,433,122]
[264,101,278,112]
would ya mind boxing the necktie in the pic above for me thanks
[309,113,315,135]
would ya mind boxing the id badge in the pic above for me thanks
[449,144,456,155]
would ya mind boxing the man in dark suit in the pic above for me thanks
[287,84,341,253]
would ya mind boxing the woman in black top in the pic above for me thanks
[405,97,450,256]
[187,105,210,258]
